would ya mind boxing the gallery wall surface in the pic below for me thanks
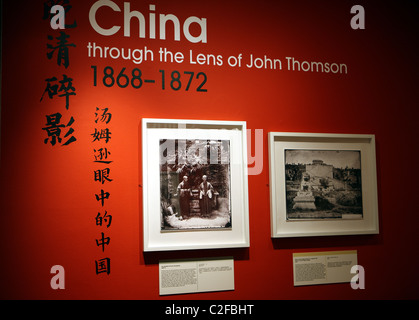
[0,0,418,300]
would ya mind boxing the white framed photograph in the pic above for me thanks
[142,119,250,251]
[268,132,379,238]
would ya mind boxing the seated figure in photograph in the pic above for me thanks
[199,175,214,217]
[177,176,192,218]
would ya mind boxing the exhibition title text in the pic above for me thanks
[89,0,207,43]
[86,0,347,75]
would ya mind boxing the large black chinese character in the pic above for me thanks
[47,32,76,68]
[95,107,112,124]
[95,257,111,275]
[94,148,113,164]
[40,74,76,110]
[95,232,110,252]
[95,189,110,206]
[42,113,77,146]
[43,0,77,28]
[96,211,112,228]
[91,128,112,143]
[94,168,113,184]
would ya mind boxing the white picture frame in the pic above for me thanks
[142,118,250,251]
[268,132,379,238]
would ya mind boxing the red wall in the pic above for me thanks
[1,0,418,300]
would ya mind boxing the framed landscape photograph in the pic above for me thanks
[142,119,249,251]
[268,132,379,238]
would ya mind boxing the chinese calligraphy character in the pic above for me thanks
[96,211,112,228]
[95,189,110,206]
[95,232,111,252]
[94,148,113,164]
[47,32,76,68]
[40,74,76,110]
[42,113,77,146]
[94,168,113,184]
[95,107,112,124]
[95,257,111,275]
[91,128,112,143]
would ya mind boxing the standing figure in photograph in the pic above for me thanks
[177,176,192,218]
[199,175,214,217]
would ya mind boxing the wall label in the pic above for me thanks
[293,251,358,286]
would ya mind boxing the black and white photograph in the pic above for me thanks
[159,139,232,231]
[285,149,363,220]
